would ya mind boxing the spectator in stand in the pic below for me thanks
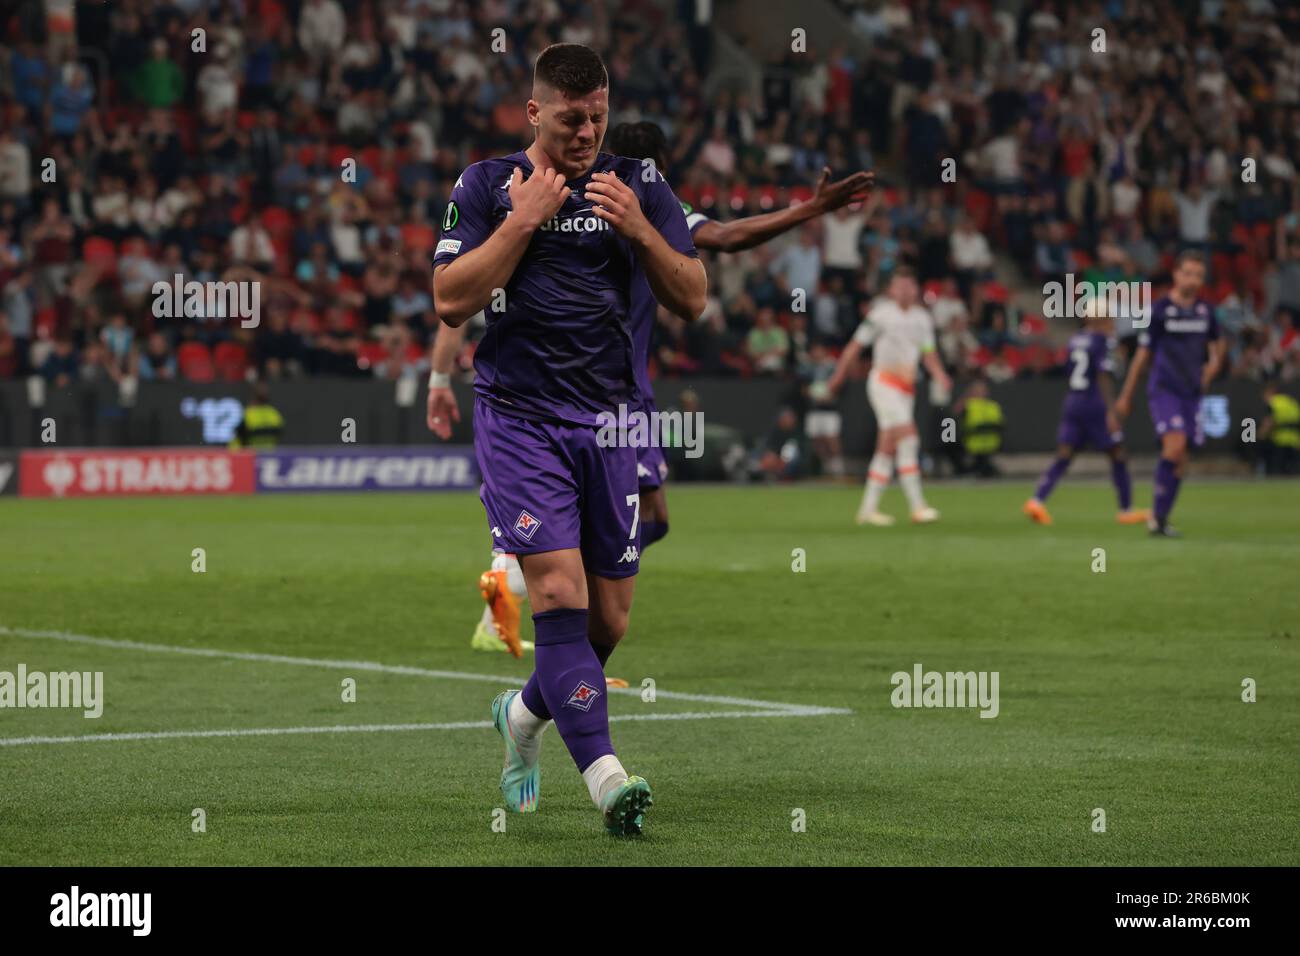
[48,62,96,139]
[136,332,178,381]
[771,222,823,303]
[822,204,869,289]
[130,38,185,109]
[254,308,307,379]
[1035,220,1076,282]
[0,128,32,212]
[0,314,20,378]
[746,307,790,375]
[229,211,276,272]
[311,305,362,377]
[374,323,425,380]
[40,336,79,388]
[298,0,347,64]
[950,214,995,301]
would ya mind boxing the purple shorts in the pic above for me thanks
[1057,395,1121,451]
[1148,389,1204,447]
[636,443,669,490]
[473,399,641,578]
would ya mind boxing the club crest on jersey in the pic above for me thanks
[514,510,542,541]
[565,680,601,712]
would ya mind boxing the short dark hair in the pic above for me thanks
[606,122,668,170]
[1175,249,1206,269]
[534,43,608,97]
[891,264,918,282]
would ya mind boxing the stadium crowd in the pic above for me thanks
[0,0,1298,394]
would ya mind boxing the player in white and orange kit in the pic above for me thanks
[827,266,952,525]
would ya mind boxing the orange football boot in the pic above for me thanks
[1116,508,1151,525]
[1022,499,1052,525]
[604,677,630,689]
[478,569,523,658]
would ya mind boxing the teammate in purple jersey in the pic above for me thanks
[426,125,870,654]
[1115,251,1228,537]
[604,120,873,547]
[432,44,706,836]
[1023,303,1149,526]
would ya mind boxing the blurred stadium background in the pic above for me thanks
[1,0,1299,491]
[2,0,1299,871]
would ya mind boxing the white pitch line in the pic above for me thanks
[2,629,842,717]
[0,624,852,743]
[0,709,844,748]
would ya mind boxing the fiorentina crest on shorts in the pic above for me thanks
[565,680,601,712]
[514,510,541,541]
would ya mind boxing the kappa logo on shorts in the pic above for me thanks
[618,546,639,563]
[514,510,542,541]
[565,680,601,712]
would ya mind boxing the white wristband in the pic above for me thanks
[429,371,451,389]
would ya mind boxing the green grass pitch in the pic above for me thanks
[0,480,1296,866]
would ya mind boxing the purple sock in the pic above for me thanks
[1034,456,1072,502]
[1110,458,1132,511]
[1153,457,1181,522]
[530,608,614,772]
[641,520,669,549]
[520,673,551,721]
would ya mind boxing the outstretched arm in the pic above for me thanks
[693,168,875,253]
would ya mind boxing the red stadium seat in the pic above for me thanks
[357,342,387,369]
[1018,314,1046,337]
[261,207,294,237]
[83,236,117,271]
[964,189,994,233]
[1001,345,1026,373]
[177,342,215,382]
[1211,252,1233,278]
[401,223,435,253]
[213,342,249,382]
[35,307,58,336]
[980,281,1010,304]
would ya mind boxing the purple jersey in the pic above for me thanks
[629,197,712,412]
[1140,296,1219,399]
[1064,330,1116,399]
[433,150,698,426]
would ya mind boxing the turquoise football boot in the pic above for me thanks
[491,690,539,812]
[600,775,653,836]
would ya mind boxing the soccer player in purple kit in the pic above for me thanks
[427,123,871,652]
[1023,302,1150,526]
[432,44,706,835]
[604,121,873,547]
[1114,251,1228,537]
